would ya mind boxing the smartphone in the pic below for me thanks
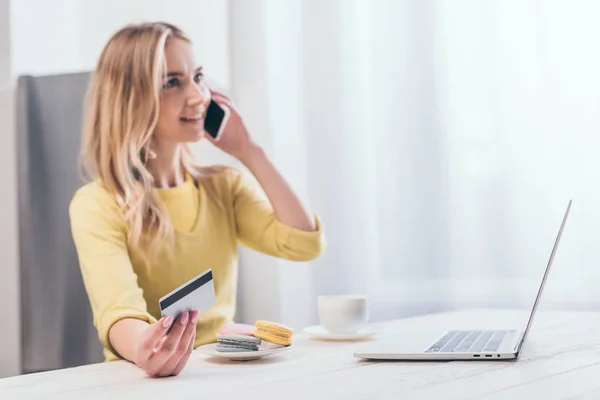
[204,99,230,141]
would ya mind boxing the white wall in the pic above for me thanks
[10,0,231,84]
[0,0,241,378]
[10,0,82,76]
[228,0,318,329]
[0,0,21,379]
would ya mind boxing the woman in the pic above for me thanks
[69,21,324,378]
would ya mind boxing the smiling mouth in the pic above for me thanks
[180,114,204,123]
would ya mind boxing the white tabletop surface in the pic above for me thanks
[2,308,599,400]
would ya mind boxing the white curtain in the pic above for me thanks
[230,0,600,326]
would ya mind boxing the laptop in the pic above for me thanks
[353,199,572,361]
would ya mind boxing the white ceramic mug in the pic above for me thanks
[318,295,369,334]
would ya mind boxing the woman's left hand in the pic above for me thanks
[205,90,260,162]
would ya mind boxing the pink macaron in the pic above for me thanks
[219,322,257,336]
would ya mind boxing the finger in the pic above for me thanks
[210,92,236,111]
[177,310,198,352]
[146,312,189,374]
[152,336,167,355]
[156,311,198,377]
[138,316,173,362]
[169,314,198,376]
[209,88,228,100]
[169,330,196,376]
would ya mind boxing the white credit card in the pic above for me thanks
[159,268,216,329]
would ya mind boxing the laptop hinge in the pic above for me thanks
[513,331,525,352]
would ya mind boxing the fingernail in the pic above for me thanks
[191,310,199,324]
[163,316,173,328]
[180,312,189,325]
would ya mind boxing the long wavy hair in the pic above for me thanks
[80,22,215,258]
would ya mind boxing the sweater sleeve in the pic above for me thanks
[68,185,157,359]
[228,168,326,261]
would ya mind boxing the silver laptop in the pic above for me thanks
[354,199,572,361]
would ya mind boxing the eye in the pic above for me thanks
[194,71,204,83]
[163,77,180,89]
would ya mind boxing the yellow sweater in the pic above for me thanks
[68,166,325,361]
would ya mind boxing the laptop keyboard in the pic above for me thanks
[425,330,508,353]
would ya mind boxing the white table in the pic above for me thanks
[2,308,600,400]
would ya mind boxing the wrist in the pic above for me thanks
[109,317,151,363]
[239,144,267,168]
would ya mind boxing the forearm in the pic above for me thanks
[241,145,316,231]
[108,318,150,362]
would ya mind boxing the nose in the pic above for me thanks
[186,83,209,110]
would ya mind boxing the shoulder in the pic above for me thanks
[192,164,251,193]
[70,180,120,209]
[194,164,244,181]
[69,181,125,227]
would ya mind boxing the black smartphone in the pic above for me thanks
[204,99,230,140]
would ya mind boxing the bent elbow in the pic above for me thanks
[280,233,326,262]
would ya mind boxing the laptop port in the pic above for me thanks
[473,355,480,357]
[485,355,492,357]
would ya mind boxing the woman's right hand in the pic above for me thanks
[132,310,199,377]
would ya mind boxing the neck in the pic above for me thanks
[147,144,186,188]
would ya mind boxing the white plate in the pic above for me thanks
[196,341,292,361]
[303,325,381,341]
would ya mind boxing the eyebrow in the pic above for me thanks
[164,66,203,78]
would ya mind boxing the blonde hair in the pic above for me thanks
[80,21,213,258]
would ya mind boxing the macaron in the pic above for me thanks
[219,322,257,336]
[216,334,261,352]
[253,320,294,346]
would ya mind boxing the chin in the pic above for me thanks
[191,131,206,141]
[179,128,205,142]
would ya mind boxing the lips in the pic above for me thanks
[180,115,204,123]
